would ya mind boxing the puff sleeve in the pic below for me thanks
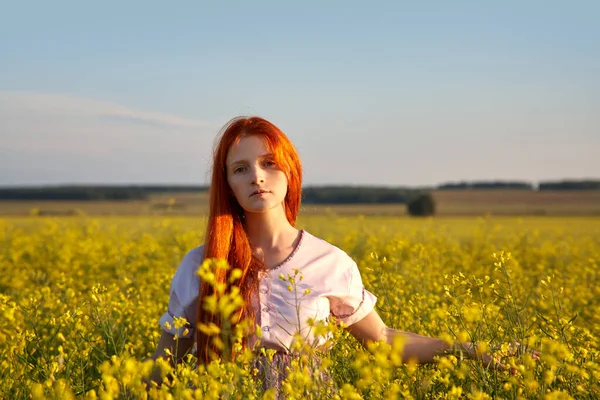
[158,246,204,338]
[328,259,377,326]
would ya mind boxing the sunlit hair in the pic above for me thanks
[197,116,302,363]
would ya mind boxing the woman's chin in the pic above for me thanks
[242,202,284,215]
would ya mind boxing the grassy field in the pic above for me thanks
[1,190,600,217]
[1,215,599,398]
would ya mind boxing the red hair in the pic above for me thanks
[196,116,303,363]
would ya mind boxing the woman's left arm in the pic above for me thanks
[346,310,478,364]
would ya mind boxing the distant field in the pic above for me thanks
[1,189,599,216]
[0,192,211,217]
[432,189,600,216]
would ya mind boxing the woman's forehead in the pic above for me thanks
[226,135,273,164]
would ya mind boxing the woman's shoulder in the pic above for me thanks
[299,231,362,285]
[182,244,206,263]
[174,244,206,278]
[302,230,355,263]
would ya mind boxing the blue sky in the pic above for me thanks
[1,1,598,187]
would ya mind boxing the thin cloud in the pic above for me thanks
[97,114,175,129]
[0,91,216,130]
[0,91,220,185]
[0,91,219,156]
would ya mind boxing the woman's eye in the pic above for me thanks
[264,160,276,167]
[234,166,245,173]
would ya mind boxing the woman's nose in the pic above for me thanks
[250,166,265,184]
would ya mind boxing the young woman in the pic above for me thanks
[149,116,519,391]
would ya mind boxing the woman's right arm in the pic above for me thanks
[150,330,195,362]
[146,331,195,386]
[146,245,204,386]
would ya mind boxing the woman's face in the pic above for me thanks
[226,135,288,214]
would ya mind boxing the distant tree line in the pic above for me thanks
[301,186,411,204]
[537,180,600,190]
[0,185,412,203]
[437,180,600,191]
[0,179,598,201]
[0,186,152,200]
[129,185,209,193]
[0,185,209,201]
[437,181,534,190]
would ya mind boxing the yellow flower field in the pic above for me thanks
[1,216,599,399]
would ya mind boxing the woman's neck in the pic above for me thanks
[244,206,299,251]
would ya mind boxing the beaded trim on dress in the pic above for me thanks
[269,230,305,271]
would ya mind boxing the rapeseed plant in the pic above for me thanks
[0,216,598,398]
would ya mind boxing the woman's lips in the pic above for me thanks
[250,190,270,197]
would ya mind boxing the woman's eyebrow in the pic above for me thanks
[229,159,247,166]
[229,153,275,166]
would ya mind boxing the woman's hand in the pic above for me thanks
[479,341,541,374]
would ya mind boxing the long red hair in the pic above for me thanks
[196,116,303,363]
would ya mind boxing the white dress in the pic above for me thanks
[159,230,377,353]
